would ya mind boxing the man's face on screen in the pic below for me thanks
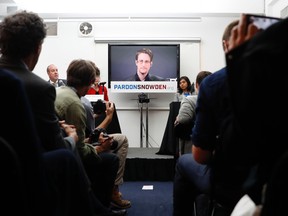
[135,53,152,77]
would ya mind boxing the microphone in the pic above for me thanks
[58,79,66,86]
[98,82,106,85]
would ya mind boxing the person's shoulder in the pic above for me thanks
[81,96,90,104]
[124,74,136,81]
[59,79,67,84]
[55,86,66,97]
[181,95,197,105]
[0,68,18,81]
[149,74,166,81]
[81,96,93,109]
[56,85,70,93]
[186,95,197,101]
[201,67,227,88]
[0,68,25,93]
[208,67,226,79]
[55,87,78,104]
[28,72,55,92]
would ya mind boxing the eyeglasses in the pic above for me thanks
[137,60,151,64]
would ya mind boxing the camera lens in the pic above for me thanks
[92,99,106,114]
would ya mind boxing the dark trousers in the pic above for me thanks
[42,149,100,216]
[82,151,119,207]
[173,154,211,216]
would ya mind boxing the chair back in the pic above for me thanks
[0,136,22,212]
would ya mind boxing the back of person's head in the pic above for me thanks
[0,10,46,59]
[196,71,212,86]
[95,67,101,76]
[66,59,98,88]
[135,48,153,61]
[222,20,239,52]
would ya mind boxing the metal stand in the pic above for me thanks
[138,93,150,148]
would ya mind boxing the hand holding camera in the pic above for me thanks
[92,99,115,116]
[105,101,115,117]
[89,128,118,152]
[94,132,112,152]
[228,14,259,51]
[228,14,281,51]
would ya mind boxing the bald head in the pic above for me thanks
[47,64,59,83]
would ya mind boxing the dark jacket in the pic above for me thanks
[0,56,71,151]
[126,73,166,81]
[48,79,67,87]
[226,17,288,210]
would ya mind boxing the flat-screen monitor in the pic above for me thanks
[108,44,180,88]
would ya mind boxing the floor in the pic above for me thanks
[120,181,173,216]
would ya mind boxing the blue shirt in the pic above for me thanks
[183,92,191,97]
[191,67,228,151]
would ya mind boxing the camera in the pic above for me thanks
[138,93,149,103]
[89,128,118,150]
[246,14,281,32]
[92,99,106,114]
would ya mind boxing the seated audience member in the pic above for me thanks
[259,151,288,216]
[174,71,212,155]
[0,11,77,152]
[174,14,286,216]
[174,76,194,102]
[87,70,109,101]
[173,19,240,216]
[85,67,122,134]
[0,67,108,216]
[0,10,126,216]
[226,14,288,216]
[81,95,131,209]
[47,64,67,87]
[55,59,130,211]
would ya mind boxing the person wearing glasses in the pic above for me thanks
[125,48,166,81]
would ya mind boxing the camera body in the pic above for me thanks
[246,14,281,32]
[89,129,101,144]
[89,128,118,150]
[92,99,106,114]
[138,93,150,103]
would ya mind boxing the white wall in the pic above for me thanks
[11,0,264,15]
[266,0,288,17]
[30,0,287,148]
[33,17,239,148]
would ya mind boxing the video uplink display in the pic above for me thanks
[108,44,180,88]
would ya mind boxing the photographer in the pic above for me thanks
[82,97,115,137]
[55,59,129,215]
[81,94,131,210]
[67,60,131,209]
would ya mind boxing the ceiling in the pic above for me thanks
[1,0,15,3]
[0,0,265,20]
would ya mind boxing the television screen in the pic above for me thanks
[108,44,180,89]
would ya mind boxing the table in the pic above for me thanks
[156,101,180,156]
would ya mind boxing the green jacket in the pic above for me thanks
[55,86,99,161]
